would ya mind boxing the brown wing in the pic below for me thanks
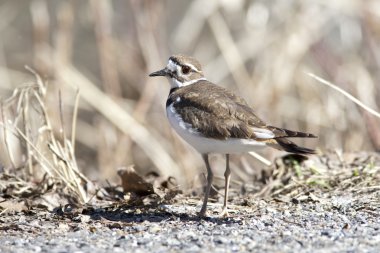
[170,80,273,140]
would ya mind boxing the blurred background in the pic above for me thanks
[0,0,379,188]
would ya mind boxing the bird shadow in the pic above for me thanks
[82,205,243,225]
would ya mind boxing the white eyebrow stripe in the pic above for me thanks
[185,63,201,73]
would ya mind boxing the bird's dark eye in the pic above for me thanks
[182,65,191,74]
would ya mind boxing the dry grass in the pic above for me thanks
[0,1,379,193]
[268,153,380,201]
[0,67,90,204]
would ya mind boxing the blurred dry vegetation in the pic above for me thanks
[0,0,379,203]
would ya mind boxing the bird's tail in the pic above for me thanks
[267,126,317,138]
[274,138,316,155]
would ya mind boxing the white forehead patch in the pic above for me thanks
[167,59,179,72]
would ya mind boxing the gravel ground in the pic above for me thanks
[1,152,379,252]
[1,196,379,253]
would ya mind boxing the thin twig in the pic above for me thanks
[25,65,46,96]
[248,151,272,166]
[306,72,380,119]
[58,90,68,151]
[71,89,80,153]
[22,92,33,175]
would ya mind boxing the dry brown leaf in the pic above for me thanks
[117,166,154,196]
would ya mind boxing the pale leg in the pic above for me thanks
[220,154,231,217]
[199,154,213,217]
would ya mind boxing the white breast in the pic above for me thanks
[166,104,266,154]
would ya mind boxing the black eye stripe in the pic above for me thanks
[168,70,185,82]
[167,71,175,78]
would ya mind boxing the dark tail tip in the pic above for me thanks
[276,138,316,155]
[282,129,318,138]
[267,126,318,138]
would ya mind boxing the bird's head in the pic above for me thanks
[149,54,205,88]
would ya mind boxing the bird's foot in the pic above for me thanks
[198,207,208,218]
[219,206,229,218]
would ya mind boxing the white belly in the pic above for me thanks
[166,104,266,154]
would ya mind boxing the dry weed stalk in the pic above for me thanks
[1,67,90,203]
[307,72,380,119]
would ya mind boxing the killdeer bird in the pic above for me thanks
[149,54,317,217]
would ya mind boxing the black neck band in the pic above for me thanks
[166,88,179,107]
[169,87,179,94]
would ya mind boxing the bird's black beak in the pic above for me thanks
[149,68,167,77]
